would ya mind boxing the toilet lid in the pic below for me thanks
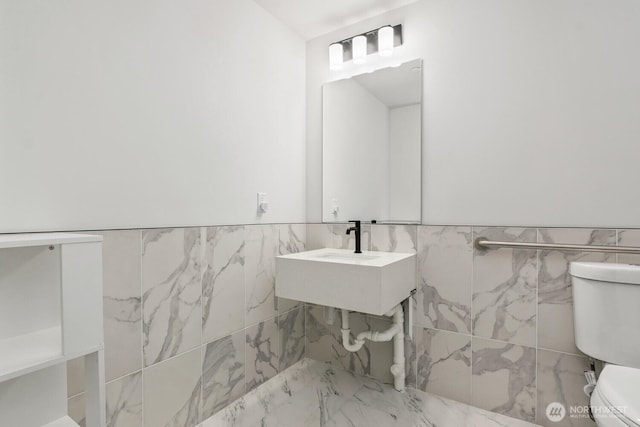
[596,365,640,426]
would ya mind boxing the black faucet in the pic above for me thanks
[346,220,362,254]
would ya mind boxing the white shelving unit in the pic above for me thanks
[0,233,105,427]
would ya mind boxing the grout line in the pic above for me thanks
[470,226,475,405]
[535,228,540,422]
[107,369,143,389]
[536,346,589,358]
[141,345,203,373]
[466,333,537,349]
[139,228,145,427]
[200,226,205,351]
[141,362,145,427]
[199,341,204,425]
[470,226,476,338]
[274,222,281,375]
[198,226,205,424]
[139,228,144,380]
[415,324,472,338]
[469,326,474,405]
[534,347,539,423]
[242,223,249,391]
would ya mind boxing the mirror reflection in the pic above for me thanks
[322,59,422,223]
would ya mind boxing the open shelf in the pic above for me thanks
[42,415,81,427]
[0,326,62,383]
[0,233,102,249]
[0,233,105,426]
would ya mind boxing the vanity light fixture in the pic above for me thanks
[328,24,403,70]
[352,35,367,64]
[378,26,394,56]
[329,43,344,70]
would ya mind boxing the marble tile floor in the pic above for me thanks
[199,358,540,427]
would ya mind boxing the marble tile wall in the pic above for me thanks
[67,224,306,427]
[306,223,636,427]
[64,222,636,427]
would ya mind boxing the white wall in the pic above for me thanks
[389,104,421,222]
[307,0,640,227]
[322,79,389,222]
[0,0,306,233]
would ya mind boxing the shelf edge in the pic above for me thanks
[42,415,81,427]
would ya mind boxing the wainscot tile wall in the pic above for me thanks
[66,224,306,427]
[64,222,632,427]
[306,223,637,427]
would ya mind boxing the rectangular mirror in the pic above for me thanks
[322,59,422,223]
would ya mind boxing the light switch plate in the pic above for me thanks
[257,192,269,213]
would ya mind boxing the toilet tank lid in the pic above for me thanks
[570,262,640,285]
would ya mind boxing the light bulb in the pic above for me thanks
[378,26,394,57]
[329,43,343,70]
[352,35,367,64]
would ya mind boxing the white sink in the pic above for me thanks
[275,248,416,316]
[313,252,379,261]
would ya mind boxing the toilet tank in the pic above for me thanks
[570,262,640,368]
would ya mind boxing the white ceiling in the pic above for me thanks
[354,59,422,108]
[254,0,420,40]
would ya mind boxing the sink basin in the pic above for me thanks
[275,248,416,316]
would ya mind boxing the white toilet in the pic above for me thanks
[571,262,640,426]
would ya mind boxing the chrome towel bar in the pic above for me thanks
[474,238,640,254]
